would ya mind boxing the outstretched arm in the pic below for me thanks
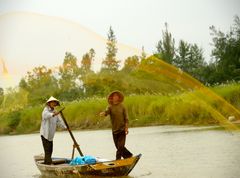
[99,106,110,117]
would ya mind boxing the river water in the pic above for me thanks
[0,126,240,178]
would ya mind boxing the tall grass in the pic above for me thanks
[211,83,240,108]
[0,83,239,135]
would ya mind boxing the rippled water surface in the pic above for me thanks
[0,126,240,178]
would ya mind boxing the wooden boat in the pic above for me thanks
[35,109,141,177]
[34,154,141,177]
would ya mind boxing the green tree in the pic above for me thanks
[0,87,28,112]
[101,26,120,72]
[58,52,82,100]
[140,46,147,61]
[209,15,240,83]
[188,44,206,81]
[174,40,206,81]
[19,66,58,105]
[59,52,80,90]
[0,87,3,96]
[174,40,191,70]
[201,61,220,85]
[155,23,175,64]
[81,73,105,97]
[123,55,140,72]
[80,48,95,76]
[80,49,96,96]
[0,87,3,105]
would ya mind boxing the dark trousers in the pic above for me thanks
[41,135,53,165]
[113,131,133,160]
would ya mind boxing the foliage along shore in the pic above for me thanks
[0,83,239,135]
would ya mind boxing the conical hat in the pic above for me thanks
[46,96,60,105]
[107,91,124,104]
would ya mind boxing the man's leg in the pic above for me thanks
[122,147,133,158]
[113,132,121,159]
[113,131,132,159]
[118,131,133,159]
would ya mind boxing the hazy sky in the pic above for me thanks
[0,0,239,88]
[1,0,239,58]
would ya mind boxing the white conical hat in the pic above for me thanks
[46,96,60,104]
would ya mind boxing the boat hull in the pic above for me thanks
[34,154,141,177]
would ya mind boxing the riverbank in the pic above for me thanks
[0,83,240,135]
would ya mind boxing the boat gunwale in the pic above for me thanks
[34,154,141,170]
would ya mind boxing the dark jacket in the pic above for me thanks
[105,103,128,134]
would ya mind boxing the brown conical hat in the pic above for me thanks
[107,91,124,104]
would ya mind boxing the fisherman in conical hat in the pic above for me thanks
[40,96,67,164]
[100,91,133,160]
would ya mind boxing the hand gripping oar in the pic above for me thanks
[59,107,84,157]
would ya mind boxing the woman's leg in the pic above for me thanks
[41,135,53,164]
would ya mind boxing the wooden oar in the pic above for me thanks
[59,108,84,157]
